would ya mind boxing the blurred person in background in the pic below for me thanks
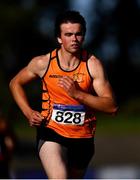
[0,111,16,178]
[9,10,118,178]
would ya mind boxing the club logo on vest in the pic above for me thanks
[73,73,85,83]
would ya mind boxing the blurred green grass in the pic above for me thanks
[96,113,140,136]
[96,97,140,135]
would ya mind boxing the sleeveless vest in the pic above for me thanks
[41,48,96,138]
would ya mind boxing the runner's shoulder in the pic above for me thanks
[27,53,50,77]
[28,53,49,69]
[31,53,50,67]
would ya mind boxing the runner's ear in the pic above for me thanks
[57,37,62,44]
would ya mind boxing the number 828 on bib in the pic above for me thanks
[51,104,86,125]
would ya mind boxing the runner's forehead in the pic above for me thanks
[60,23,83,32]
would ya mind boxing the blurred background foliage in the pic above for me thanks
[0,0,140,178]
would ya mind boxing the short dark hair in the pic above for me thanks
[54,10,86,38]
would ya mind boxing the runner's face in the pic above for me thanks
[57,23,84,53]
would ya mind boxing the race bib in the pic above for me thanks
[51,104,85,125]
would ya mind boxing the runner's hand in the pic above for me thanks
[27,110,44,127]
[58,76,80,98]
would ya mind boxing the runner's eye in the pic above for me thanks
[75,32,83,36]
[64,32,83,37]
[65,33,73,37]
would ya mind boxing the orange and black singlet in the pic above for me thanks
[41,48,96,138]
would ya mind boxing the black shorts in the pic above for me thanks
[36,127,95,169]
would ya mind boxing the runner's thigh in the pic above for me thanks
[39,141,68,179]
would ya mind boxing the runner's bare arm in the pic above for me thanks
[58,56,118,114]
[82,56,118,113]
[9,54,50,126]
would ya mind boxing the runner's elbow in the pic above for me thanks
[9,78,14,89]
[9,77,17,90]
[110,105,119,115]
